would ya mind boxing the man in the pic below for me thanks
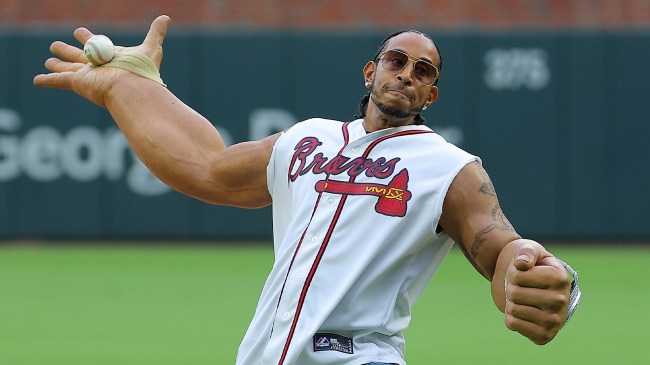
[34,15,580,365]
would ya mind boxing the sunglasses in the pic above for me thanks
[378,49,439,85]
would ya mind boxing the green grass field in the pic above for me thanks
[0,243,648,364]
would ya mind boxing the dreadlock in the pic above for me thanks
[353,30,443,125]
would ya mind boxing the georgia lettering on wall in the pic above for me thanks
[483,48,550,90]
[0,108,295,197]
[0,107,464,197]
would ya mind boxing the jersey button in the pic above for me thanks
[352,147,359,152]
[283,311,293,319]
[311,235,318,242]
[327,198,334,205]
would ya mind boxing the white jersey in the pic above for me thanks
[236,118,478,365]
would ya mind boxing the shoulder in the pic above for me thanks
[285,117,345,133]
[413,129,480,167]
[276,117,346,144]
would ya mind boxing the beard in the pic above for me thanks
[370,84,425,119]
[373,99,416,119]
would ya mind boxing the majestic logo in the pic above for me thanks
[313,333,353,354]
[289,137,411,217]
[314,336,330,348]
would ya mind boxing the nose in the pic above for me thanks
[396,61,414,84]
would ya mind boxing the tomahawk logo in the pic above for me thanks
[315,168,411,217]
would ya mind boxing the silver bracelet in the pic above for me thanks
[557,258,582,328]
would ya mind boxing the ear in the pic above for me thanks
[427,86,439,105]
[363,61,376,84]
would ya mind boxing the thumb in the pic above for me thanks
[144,15,171,48]
[142,15,171,67]
[513,245,537,271]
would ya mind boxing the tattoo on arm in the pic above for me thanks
[477,165,497,197]
[479,182,497,197]
[471,205,519,258]
[470,168,520,259]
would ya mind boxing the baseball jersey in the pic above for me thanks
[236,118,479,365]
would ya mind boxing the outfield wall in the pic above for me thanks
[1,31,648,240]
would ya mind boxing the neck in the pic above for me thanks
[363,116,414,133]
[362,91,422,132]
[363,100,416,133]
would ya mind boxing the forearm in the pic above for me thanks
[105,74,226,196]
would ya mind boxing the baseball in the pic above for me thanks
[84,35,115,66]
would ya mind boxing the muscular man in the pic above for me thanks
[34,15,580,365]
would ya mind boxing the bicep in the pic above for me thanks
[439,161,521,280]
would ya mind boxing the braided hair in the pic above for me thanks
[353,30,443,125]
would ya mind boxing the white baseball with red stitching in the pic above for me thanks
[84,35,114,66]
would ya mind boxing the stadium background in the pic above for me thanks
[1,1,649,364]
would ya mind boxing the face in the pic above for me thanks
[364,32,440,121]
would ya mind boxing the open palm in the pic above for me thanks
[33,15,170,107]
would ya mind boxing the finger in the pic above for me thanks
[538,255,566,271]
[504,310,557,345]
[50,41,87,64]
[74,27,94,46]
[506,300,543,323]
[33,71,75,89]
[510,264,569,289]
[44,58,85,73]
[507,285,568,312]
[505,301,562,331]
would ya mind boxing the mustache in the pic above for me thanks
[382,83,414,100]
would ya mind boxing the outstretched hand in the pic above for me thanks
[33,15,171,107]
[504,241,571,345]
